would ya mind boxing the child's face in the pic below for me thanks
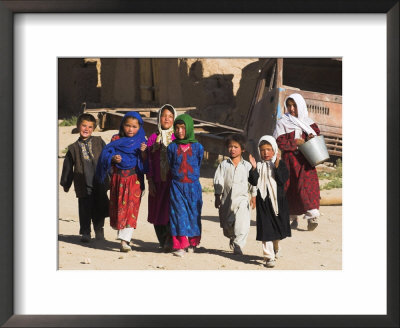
[123,117,140,137]
[78,120,95,140]
[259,144,275,161]
[228,141,243,159]
[286,99,298,117]
[174,123,186,140]
[160,109,174,130]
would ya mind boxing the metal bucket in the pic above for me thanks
[298,135,330,167]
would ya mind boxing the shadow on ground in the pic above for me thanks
[201,215,257,227]
[59,234,162,254]
[195,246,264,267]
[58,234,121,252]
[131,239,162,253]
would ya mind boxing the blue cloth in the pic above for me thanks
[96,112,148,183]
[167,142,204,237]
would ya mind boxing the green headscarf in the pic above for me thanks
[173,114,198,144]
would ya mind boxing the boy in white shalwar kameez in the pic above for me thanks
[214,134,257,255]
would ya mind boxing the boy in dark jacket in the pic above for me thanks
[60,113,109,242]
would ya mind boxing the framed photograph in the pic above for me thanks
[57,56,343,271]
[1,1,398,327]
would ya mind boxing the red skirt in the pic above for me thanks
[109,168,142,230]
[283,151,320,215]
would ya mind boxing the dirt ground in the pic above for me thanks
[58,126,342,270]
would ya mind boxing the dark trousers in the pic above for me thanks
[78,187,108,235]
[154,224,171,248]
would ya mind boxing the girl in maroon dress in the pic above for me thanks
[273,93,321,231]
[146,104,176,251]
[96,112,148,252]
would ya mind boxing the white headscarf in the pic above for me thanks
[256,135,279,216]
[154,104,177,182]
[156,104,177,147]
[273,93,316,139]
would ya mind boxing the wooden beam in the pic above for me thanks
[325,137,343,145]
[193,118,244,133]
[85,106,196,113]
[327,150,342,157]
[276,58,283,88]
[282,88,342,103]
[326,144,343,150]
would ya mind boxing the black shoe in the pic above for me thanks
[95,229,105,240]
[233,244,243,255]
[80,234,91,242]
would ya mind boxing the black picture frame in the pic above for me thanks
[1,1,398,327]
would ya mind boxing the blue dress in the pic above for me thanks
[167,142,204,237]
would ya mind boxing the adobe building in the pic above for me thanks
[58,58,262,128]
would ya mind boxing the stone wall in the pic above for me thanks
[58,58,100,118]
[100,58,139,108]
[177,58,261,127]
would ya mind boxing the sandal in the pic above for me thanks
[307,218,319,231]
[120,244,132,252]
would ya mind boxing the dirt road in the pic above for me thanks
[58,126,342,270]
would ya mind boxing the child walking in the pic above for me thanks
[213,134,257,255]
[96,112,148,252]
[167,114,204,257]
[60,113,109,242]
[248,135,291,268]
[273,93,321,231]
[147,104,176,251]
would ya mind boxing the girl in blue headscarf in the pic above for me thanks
[96,111,148,252]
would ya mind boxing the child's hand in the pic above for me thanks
[112,155,122,163]
[140,142,147,152]
[250,196,256,209]
[249,154,257,169]
[295,138,305,146]
[148,179,156,197]
[140,142,148,161]
[275,151,281,168]
[306,134,315,141]
[214,195,221,209]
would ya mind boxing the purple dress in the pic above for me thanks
[147,132,176,225]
